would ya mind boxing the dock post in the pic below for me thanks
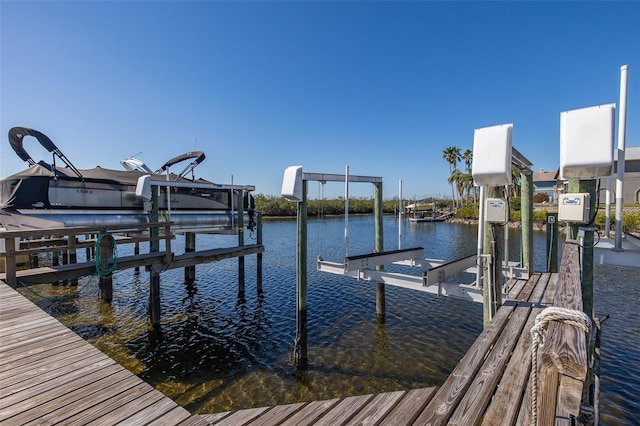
[98,230,113,303]
[520,171,534,275]
[134,242,140,275]
[256,212,263,295]
[483,185,504,327]
[293,180,308,367]
[374,181,385,318]
[237,189,245,299]
[85,234,92,261]
[185,232,196,284]
[52,246,61,285]
[149,186,161,327]
[546,212,558,272]
[4,237,16,288]
[567,179,596,318]
[69,234,78,286]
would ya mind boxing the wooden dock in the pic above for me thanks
[0,281,209,425]
[1,243,590,425]
[202,244,591,425]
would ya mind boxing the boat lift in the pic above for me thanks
[282,162,531,364]
[282,165,530,307]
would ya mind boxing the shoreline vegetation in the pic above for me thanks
[254,194,640,234]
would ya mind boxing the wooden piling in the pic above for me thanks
[567,179,596,318]
[185,232,196,284]
[293,180,308,366]
[4,237,16,288]
[256,212,263,294]
[69,234,78,286]
[98,230,113,303]
[237,189,245,299]
[133,241,140,274]
[520,171,533,275]
[374,182,385,317]
[546,212,559,272]
[149,186,161,327]
[483,185,504,327]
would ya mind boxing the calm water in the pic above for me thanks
[21,216,639,424]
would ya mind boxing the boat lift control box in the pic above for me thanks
[558,193,591,223]
[560,104,615,179]
[485,198,508,223]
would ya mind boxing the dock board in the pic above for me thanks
[0,282,208,425]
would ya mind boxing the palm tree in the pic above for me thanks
[462,149,476,203]
[463,149,473,172]
[460,171,474,206]
[443,147,462,207]
[448,168,467,206]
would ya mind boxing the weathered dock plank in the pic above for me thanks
[209,406,270,425]
[345,390,405,425]
[481,273,558,426]
[381,387,437,426]
[279,399,341,426]
[0,282,207,425]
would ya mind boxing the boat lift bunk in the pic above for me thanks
[282,165,529,305]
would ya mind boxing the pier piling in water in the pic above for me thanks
[98,229,114,303]
[293,180,308,366]
[185,232,196,284]
[149,186,161,327]
[237,189,245,299]
[374,181,385,318]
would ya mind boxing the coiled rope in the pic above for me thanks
[95,233,117,277]
[529,307,592,426]
[17,233,118,301]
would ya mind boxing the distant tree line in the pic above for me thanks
[254,194,452,217]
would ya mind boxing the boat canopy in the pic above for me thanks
[8,127,83,178]
[155,151,206,181]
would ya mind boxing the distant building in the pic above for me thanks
[532,168,561,202]
[608,146,640,204]
[531,146,640,204]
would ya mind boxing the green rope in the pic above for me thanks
[95,233,118,277]
[17,232,119,301]
[19,275,97,301]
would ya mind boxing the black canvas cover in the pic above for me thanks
[0,161,213,210]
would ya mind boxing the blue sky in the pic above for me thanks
[1,1,639,200]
